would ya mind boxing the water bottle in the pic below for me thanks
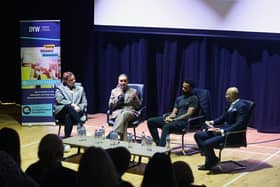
[78,126,87,141]
[94,129,102,144]
[100,125,106,140]
[141,131,146,146]
[82,126,87,136]
[110,130,118,145]
[166,134,171,148]
[145,136,153,151]
[127,133,134,149]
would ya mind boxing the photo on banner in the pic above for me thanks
[20,20,61,126]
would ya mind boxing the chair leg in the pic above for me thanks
[181,134,186,155]
[218,149,222,162]
[133,127,137,142]
[58,123,62,136]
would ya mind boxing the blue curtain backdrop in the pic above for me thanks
[14,0,280,133]
[83,31,280,133]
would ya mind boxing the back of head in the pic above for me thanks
[78,146,118,187]
[0,150,39,187]
[141,153,176,187]
[38,134,63,167]
[0,127,21,166]
[106,147,131,176]
[173,161,194,187]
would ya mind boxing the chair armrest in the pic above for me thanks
[188,115,205,123]
[225,129,246,136]
[223,129,247,148]
[106,109,111,122]
[162,112,170,119]
[138,106,147,121]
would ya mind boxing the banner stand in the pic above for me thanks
[20,20,61,126]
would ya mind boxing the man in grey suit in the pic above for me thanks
[108,74,141,141]
[195,87,248,170]
[55,72,87,138]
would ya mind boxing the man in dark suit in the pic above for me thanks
[194,87,248,170]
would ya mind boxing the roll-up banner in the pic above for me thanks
[20,20,61,126]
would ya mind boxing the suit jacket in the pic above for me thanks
[54,82,87,117]
[108,86,141,119]
[213,99,249,133]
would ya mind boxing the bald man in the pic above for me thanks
[194,87,249,170]
[108,74,141,141]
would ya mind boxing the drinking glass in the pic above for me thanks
[145,136,153,151]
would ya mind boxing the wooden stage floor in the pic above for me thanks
[1,103,280,187]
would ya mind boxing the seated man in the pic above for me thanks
[194,87,248,170]
[54,71,87,138]
[108,73,141,141]
[147,80,198,147]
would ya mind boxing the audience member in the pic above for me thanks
[141,152,176,187]
[147,80,198,146]
[0,127,21,166]
[108,73,141,141]
[173,161,206,187]
[25,134,77,187]
[0,150,39,187]
[106,147,134,187]
[77,146,118,187]
[55,71,88,137]
[194,87,248,170]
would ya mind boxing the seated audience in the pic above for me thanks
[25,134,77,187]
[141,152,176,187]
[173,161,206,187]
[106,147,134,187]
[0,127,21,166]
[77,146,118,187]
[0,150,39,187]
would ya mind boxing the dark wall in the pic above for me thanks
[1,0,93,103]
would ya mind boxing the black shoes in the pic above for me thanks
[198,165,212,170]
[198,157,219,171]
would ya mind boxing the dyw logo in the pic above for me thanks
[29,26,40,32]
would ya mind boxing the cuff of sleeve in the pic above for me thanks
[220,129,224,136]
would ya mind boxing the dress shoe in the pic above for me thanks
[198,165,212,170]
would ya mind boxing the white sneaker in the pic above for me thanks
[64,144,71,152]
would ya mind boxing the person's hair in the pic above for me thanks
[173,161,194,187]
[141,152,176,187]
[183,80,195,88]
[0,150,39,187]
[106,147,131,176]
[62,71,74,84]
[118,73,128,80]
[37,134,64,167]
[228,87,239,98]
[78,146,118,187]
[0,127,21,166]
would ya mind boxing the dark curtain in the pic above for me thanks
[84,32,280,133]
